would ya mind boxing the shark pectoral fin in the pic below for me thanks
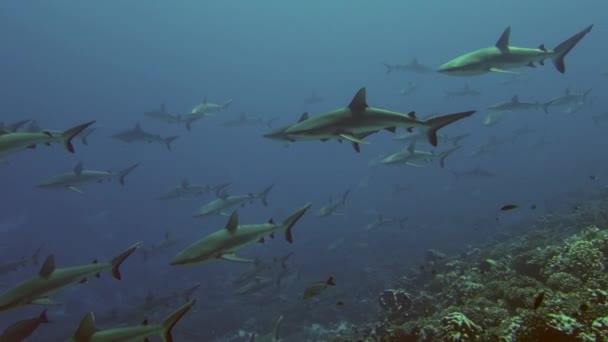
[68,186,84,194]
[221,253,253,263]
[406,162,425,167]
[31,297,63,306]
[338,134,369,145]
[489,67,519,74]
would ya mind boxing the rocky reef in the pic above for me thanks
[330,202,608,341]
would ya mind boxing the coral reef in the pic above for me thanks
[329,205,608,342]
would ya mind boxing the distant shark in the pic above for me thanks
[438,25,593,76]
[111,123,178,150]
[382,58,434,74]
[263,88,475,152]
[172,203,311,265]
[380,141,459,168]
[181,98,233,130]
[192,184,274,218]
[488,95,553,114]
[38,162,139,193]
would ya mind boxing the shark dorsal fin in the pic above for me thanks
[511,95,519,103]
[298,112,309,123]
[538,44,547,51]
[348,88,368,113]
[407,111,416,119]
[181,178,190,188]
[268,218,275,224]
[73,313,97,341]
[496,27,511,52]
[225,211,238,233]
[160,102,166,113]
[73,162,84,177]
[39,255,55,278]
[565,88,571,95]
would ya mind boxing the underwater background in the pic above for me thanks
[1,0,607,341]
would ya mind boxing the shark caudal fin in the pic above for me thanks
[424,111,476,146]
[109,242,141,280]
[282,202,312,243]
[61,121,96,153]
[161,299,196,342]
[117,163,140,186]
[552,25,593,73]
[164,136,179,151]
[79,128,96,146]
[256,184,275,207]
[439,146,461,168]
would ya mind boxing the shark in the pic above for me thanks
[180,98,233,130]
[37,162,139,193]
[438,25,593,76]
[445,84,480,99]
[67,299,195,342]
[0,242,140,313]
[264,88,475,152]
[380,141,460,168]
[192,184,274,218]
[144,102,187,127]
[399,82,418,96]
[111,123,178,150]
[0,120,95,159]
[382,58,434,74]
[157,179,229,200]
[488,95,553,114]
[19,120,94,146]
[315,190,350,218]
[171,202,311,266]
[304,92,324,105]
[546,88,592,112]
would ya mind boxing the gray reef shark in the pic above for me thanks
[192,184,274,218]
[111,123,178,150]
[172,202,311,265]
[0,242,140,313]
[315,190,350,218]
[546,88,592,113]
[438,25,593,76]
[488,95,553,114]
[38,162,139,193]
[380,141,460,168]
[382,58,434,74]
[263,88,475,152]
[0,120,95,160]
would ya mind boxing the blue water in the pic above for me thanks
[0,1,605,340]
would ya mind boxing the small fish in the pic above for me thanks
[500,204,519,211]
[303,276,336,299]
[533,291,544,310]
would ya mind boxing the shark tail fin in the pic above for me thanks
[164,136,179,151]
[271,315,284,341]
[161,299,196,342]
[61,121,96,153]
[282,202,312,244]
[257,184,275,207]
[381,62,392,74]
[109,242,141,280]
[439,147,460,168]
[80,127,95,146]
[117,163,139,186]
[424,111,476,146]
[552,25,593,73]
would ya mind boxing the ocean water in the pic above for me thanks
[0,1,605,340]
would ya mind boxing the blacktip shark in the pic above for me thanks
[172,202,311,266]
[0,242,140,313]
[0,120,95,159]
[67,299,195,342]
[488,95,553,114]
[37,162,139,193]
[315,190,350,217]
[382,58,434,74]
[438,25,593,76]
[380,141,460,168]
[193,184,274,218]
[111,123,178,150]
[264,88,475,152]
[445,84,480,99]
[0,119,31,133]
